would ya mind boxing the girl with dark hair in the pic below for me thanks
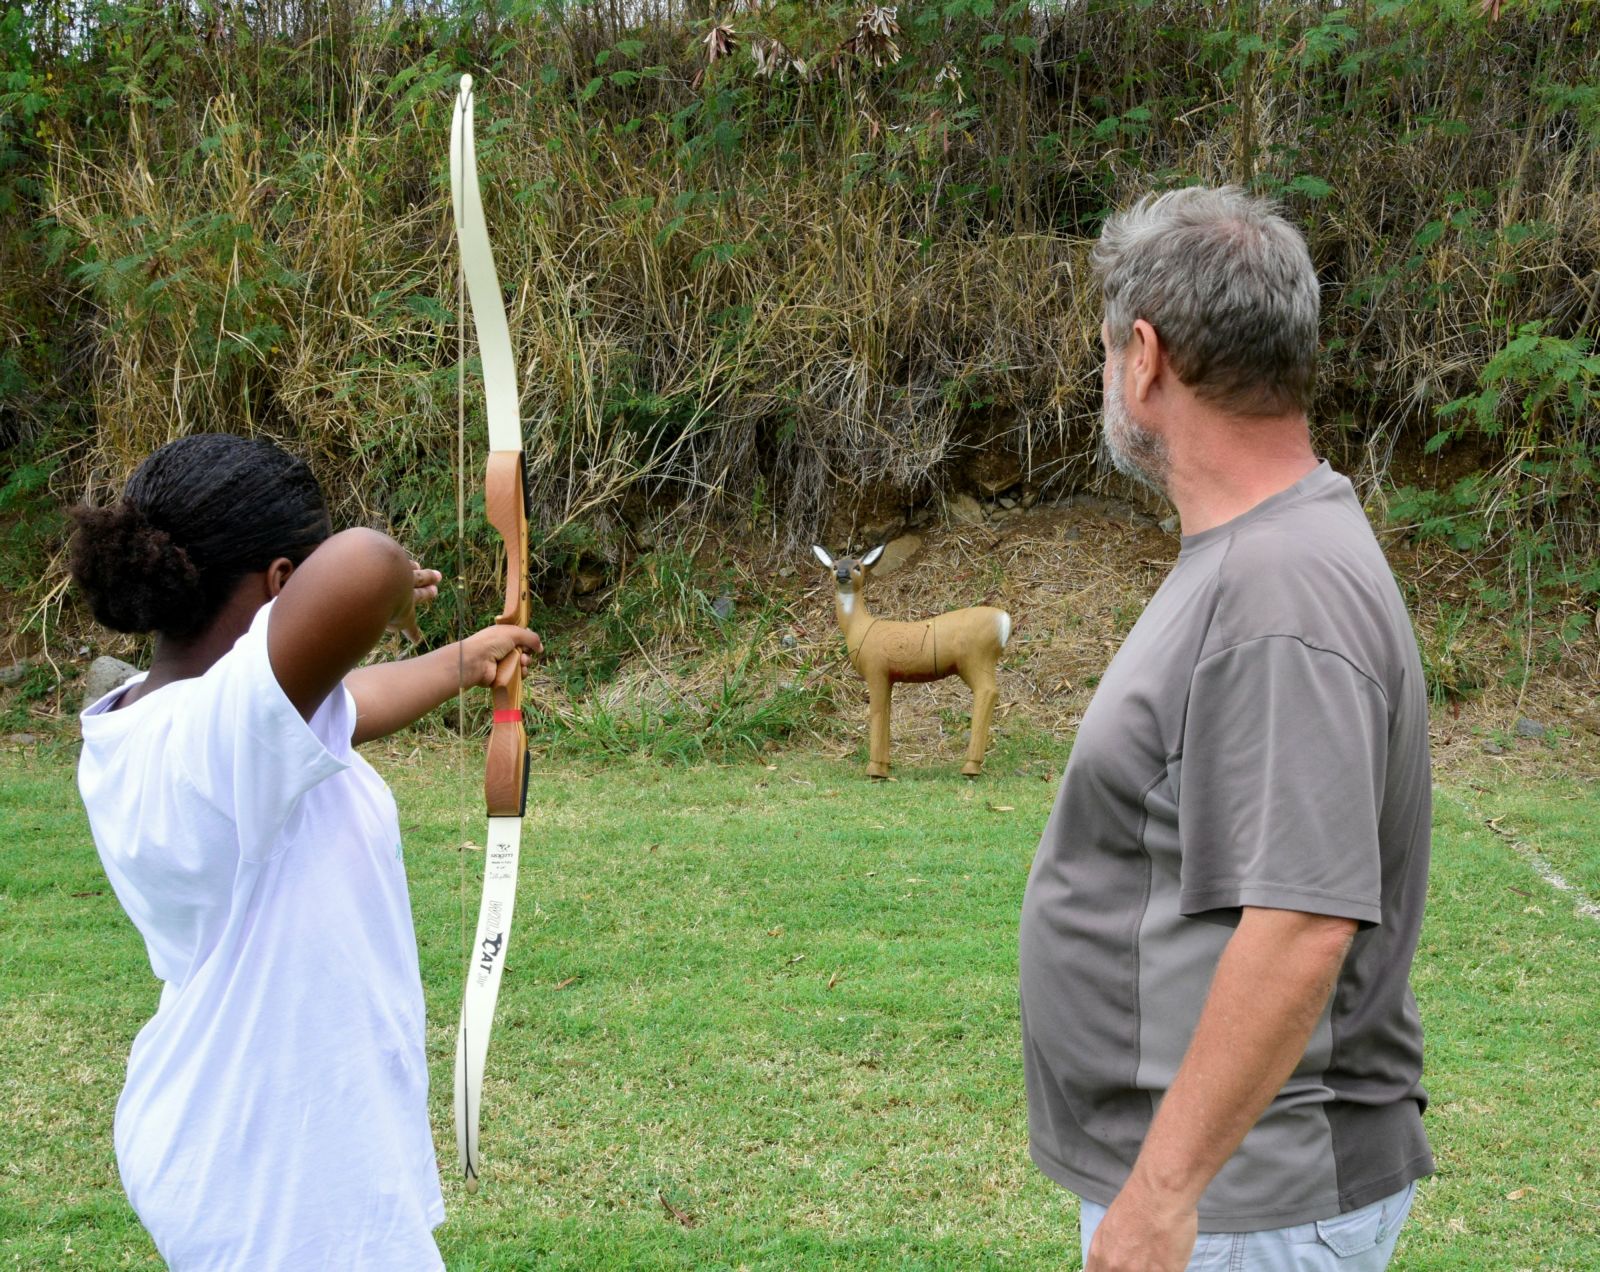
[70,433,542,1270]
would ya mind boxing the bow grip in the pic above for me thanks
[484,450,530,817]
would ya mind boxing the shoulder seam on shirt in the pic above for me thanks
[1195,633,1390,705]
[1131,761,1169,1128]
[167,729,231,819]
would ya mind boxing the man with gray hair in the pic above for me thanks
[1019,186,1433,1270]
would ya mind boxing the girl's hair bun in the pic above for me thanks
[67,433,331,640]
[68,500,205,636]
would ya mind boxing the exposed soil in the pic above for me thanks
[4,490,1596,787]
[729,494,1599,786]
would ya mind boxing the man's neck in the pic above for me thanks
[1163,413,1319,536]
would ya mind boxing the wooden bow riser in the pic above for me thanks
[484,449,529,817]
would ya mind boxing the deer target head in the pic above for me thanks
[812,544,884,593]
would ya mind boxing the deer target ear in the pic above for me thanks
[860,544,885,569]
[812,545,835,569]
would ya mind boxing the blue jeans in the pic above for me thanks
[1079,1181,1418,1270]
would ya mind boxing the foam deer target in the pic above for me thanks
[813,544,1012,779]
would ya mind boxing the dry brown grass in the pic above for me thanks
[5,2,1595,724]
[23,3,1594,561]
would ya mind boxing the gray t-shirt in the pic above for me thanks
[1019,462,1433,1231]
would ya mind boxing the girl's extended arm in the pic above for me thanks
[345,625,543,745]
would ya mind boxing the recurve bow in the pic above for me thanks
[450,72,530,1194]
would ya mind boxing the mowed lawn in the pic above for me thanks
[1,738,1596,1270]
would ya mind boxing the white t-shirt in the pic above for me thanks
[78,601,445,1271]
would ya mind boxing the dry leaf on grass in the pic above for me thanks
[658,1190,697,1227]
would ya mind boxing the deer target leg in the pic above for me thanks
[963,676,998,777]
[867,681,892,779]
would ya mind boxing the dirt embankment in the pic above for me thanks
[4,489,1597,784]
[725,492,1599,784]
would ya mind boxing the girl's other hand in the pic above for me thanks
[387,563,443,645]
[409,563,443,608]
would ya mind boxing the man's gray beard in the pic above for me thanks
[1100,363,1171,496]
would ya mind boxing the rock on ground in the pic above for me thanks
[83,656,141,707]
[946,493,986,526]
[871,535,922,576]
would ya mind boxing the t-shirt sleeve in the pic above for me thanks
[1177,635,1387,927]
[172,600,351,863]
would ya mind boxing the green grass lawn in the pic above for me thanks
[1461,776,1600,903]
[2,738,1596,1269]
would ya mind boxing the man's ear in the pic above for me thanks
[1130,318,1163,403]
[860,544,885,570]
[812,545,835,569]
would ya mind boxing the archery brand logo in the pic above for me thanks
[477,930,505,977]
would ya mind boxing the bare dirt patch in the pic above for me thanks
[749,498,1599,785]
[4,494,1595,786]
